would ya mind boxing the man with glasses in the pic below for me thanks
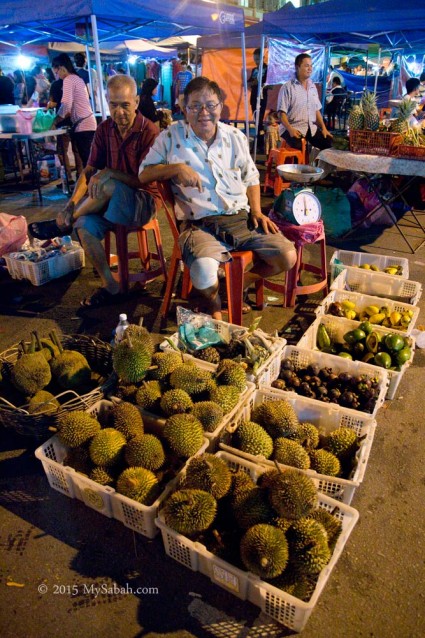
[278,53,332,151]
[139,76,296,320]
[30,75,159,308]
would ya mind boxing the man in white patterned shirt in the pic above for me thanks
[277,53,332,151]
[140,76,296,320]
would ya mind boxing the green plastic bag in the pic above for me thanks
[32,109,56,133]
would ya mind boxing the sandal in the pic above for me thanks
[80,288,125,309]
[29,204,75,240]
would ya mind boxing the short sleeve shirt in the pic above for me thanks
[139,120,260,221]
[277,77,322,136]
[88,111,159,176]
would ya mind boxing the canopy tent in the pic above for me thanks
[0,1,249,126]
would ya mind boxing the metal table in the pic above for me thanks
[0,128,69,204]
[316,148,425,253]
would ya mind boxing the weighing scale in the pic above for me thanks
[275,164,324,225]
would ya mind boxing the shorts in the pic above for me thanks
[74,181,155,240]
[179,216,295,269]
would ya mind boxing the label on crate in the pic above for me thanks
[212,565,240,593]
[83,488,106,510]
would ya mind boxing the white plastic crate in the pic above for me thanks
[298,315,415,400]
[5,242,85,286]
[331,268,422,306]
[269,345,389,419]
[219,387,376,505]
[160,317,287,386]
[35,400,209,538]
[315,289,419,336]
[156,451,359,633]
[329,250,409,282]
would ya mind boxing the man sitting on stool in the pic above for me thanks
[277,53,333,152]
[29,75,159,308]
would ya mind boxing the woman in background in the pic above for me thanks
[138,78,160,125]
[12,70,25,107]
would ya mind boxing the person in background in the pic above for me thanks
[404,78,423,127]
[51,53,97,171]
[74,52,99,111]
[277,53,332,151]
[27,65,50,107]
[138,78,160,125]
[12,70,25,107]
[48,69,79,187]
[29,75,159,309]
[139,76,296,321]
[264,110,280,155]
[418,72,425,104]
[0,67,15,105]
[325,76,346,130]
[174,61,193,111]
[247,48,269,152]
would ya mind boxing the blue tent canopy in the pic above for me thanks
[261,0,425,49]
[0,1,245,46]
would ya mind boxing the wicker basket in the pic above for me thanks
[0,334,116,440]
[397,144,425,161]
[349,130,401,156]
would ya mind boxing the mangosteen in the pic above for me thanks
[271,379,286,391]
[340,390,356,406]
[280,369,295,383]
[338,372,352,384]
[299,382,313,396]
[327,373,339,386]
[291,377,301,388]
[307,363,321,377]
[281,359,294,371]
[329,388,341,400]
[319,367,333,381]
[316,385,328,397]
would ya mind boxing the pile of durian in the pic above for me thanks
[160,453,343,599]
[225,398,360,479]
[52,398,207,506]
[1,330,98,414]
[113,324,249,434]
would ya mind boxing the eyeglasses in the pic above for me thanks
[186,102,221,113]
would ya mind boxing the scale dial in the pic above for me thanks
[292,189,322,224]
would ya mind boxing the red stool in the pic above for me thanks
[263,139,306,196]
[104,217,167,294]
[261,217,328,308]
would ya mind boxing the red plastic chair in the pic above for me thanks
[156,181,264,327]
[104,190,168,295]
[263,138,306,196]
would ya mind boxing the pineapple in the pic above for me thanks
[348,104,364,131]
[390,99,418,134]
[361,91,380,131]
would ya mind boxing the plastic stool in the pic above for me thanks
[104,217,168,294]
[263,139,306,196]
[261,217,328,308]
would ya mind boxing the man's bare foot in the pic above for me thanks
[56,202,75,231]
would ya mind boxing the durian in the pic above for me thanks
[240,523,289,579]
[209,385,240,414]
[263,468,318,520]
[125,434,165,471]
[123,324,154,355]
[63,446,92,474]
[326,427,358,460]
[135,380,162,411]
[194,347,221,365]
[163,413,204,457]
[28,390,59,415]
[297,422,320,449]
[309,449,341,477]
[56,410,101,448]
[89,465,116,486]
[287,518,331,575]
[307,508,343,549]
[111,401,144,440]
[11,337,52,396]
[116,467,159,505]
[191,401,224,433]
[234,421,273,458]
[274,438,311,470]
[162,488,217,536]
[49,331,91,390]
[181,454,231,499]
[89,428,126,466]
[113,335,152,383]
[160,389,193,416]
[149,351,183,381]
[232,486,275,530]
[216,360,247,392]
[169,362,214,397]
[252,400,299,439]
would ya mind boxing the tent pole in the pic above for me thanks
[241,32,250,144]
[322,45,331,115]
[253,35,265,161]
[83,24,95,114]
[91,14,107,121]
[374,47,381,95]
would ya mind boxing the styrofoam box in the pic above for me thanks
[219,387,376,505]
[5,242,85,286]
[298,314,415,401]
[160,317,287,387]
[111,356,256,453]
[315,289,419,336]
[35,401,209,538]
[329,250,409,282]
[330,268,422,306]
[268,345,389,419]
[155,451,359,633]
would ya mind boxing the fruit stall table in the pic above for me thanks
[316,148,425,253]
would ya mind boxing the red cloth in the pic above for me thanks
[87,112,159,176]
[269,212,325,247]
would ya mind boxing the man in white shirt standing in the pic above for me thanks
[277,53,332,151]
[140,76,296,320]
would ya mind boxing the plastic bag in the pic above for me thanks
[175,306,227,352]
[0,213,28,256]
[32,109,56,133]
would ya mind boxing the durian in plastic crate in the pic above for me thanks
[297,314,415,400]
[219,387,376,505]
[35,400,208,538]
[5,241,85,286]
[315,289,419,336]
[160,308,286,386]
[269,345,389,419]
[155,450,359,633]
[331,268,422,306]
[329,249,409,282]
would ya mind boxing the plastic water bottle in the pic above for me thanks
[114,313,130,345]
[60,166,68,195]
[61,236,73,251]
